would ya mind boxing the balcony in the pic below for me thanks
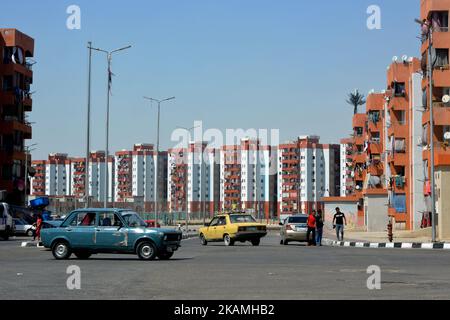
[423,144,450,166]
[352,114,367,129]
[423,102,450,126]
[354,153,366,164]
[388,96,408,111]
[389,152,408,166]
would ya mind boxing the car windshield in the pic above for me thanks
[229,215,256,223]
[120,211,147,228]
[288,216,307,224]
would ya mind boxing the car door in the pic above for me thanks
[215,216,227,240]
[205,217,219,240]
[65,212,97,249]
[96,212,128,251]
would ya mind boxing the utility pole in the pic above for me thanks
[85,41,92,208]
[24,144,37,207]
[428,25,437,242]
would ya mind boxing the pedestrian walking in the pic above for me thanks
[315,209,324,246]
[33,213,43,242]
[306,211,317,246]
[333,207,347,241]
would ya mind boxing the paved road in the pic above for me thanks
[1,233,450,300]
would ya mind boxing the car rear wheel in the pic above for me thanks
[282,239,289,245]
[200,233,208,246]
[74,251,92,259]
[52,241,72,260]
[26,229,34,237]
[251,239,260,246]
[137,241,157,261]
[157,252,174,260]
[224,234,234,246]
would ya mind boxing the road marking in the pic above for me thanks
[422,243,434,249]
[401,243,413,249]
[370,243,379,248]
[444,243,450,250]
[355,242,364,248]
[385,243,394,248]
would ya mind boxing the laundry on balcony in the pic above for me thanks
[392,194,406,213]
[424,180,432,195]
[393,176,405,188]
[367,175,381,188]
[393,82,406,97]
[432,48,449,68]
[423,160,429,180]
[394,139,406,153]
[368,112,380,124]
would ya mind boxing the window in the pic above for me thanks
[98,212,122,227]
[435,49,449,67]
[69,212,97,227]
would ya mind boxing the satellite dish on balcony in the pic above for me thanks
[392,56,398,63]
[402,55,408,63]
[442,95,450,104]
[444,132,450,140]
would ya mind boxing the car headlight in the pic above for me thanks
[163,235,168,241]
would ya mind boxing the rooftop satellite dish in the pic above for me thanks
[392,56,398,63]
[402,55,408,63]
[442,95,450,104]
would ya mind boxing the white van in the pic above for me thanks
[0,203,15,240]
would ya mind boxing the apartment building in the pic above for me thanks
[0,29,34,204]
[87,151,114,203]
[220,139,276,218]
[421,0,450,238]
[340,138,354,197]
[385,58,425,231]
[30,160,45,197]
[43,153,70,197]
[114,149,133,203]
[277,136,340,217]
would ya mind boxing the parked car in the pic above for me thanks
[279,214,309,245]
[12,218,35,237]
[199,213,267,246]
[41,209,182,260]
[0,202,15,240]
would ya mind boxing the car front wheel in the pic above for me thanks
[26,229,34,237]
[137,241,157,261]
[251,239,260,246]
[52,241,72,260]
[200,234,208,246]
[224,234,235,246]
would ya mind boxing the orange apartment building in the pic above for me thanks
[421,0,450,238]
[0,29,34,204]
[30,160,45,197]
[168,147,187,213]
[115,149,133,202]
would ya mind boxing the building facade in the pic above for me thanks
[0,29,34,204]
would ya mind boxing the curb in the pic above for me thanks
[182,232,198,240]
[21,241,44,248]
[323,239,450,250]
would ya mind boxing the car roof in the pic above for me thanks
[70,208,133,213]
[287,214,308,217]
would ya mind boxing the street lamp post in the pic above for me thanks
[24,143,38,207]
[89,44,132,208]
[143,96,176,224]
[85,41,93,208]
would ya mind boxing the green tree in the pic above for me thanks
[346,90,366,115]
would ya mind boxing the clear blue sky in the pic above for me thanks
[1,0,422,160]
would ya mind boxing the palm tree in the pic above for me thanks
[346,90,366,115]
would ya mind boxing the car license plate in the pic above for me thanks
[296,227,306,232]
[247,227,257,231]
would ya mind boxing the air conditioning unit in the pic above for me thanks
[444,132,450,141]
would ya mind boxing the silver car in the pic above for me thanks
[13,218,35,237]
[279,215,309,245]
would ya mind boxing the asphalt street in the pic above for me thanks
[1,233,450,300]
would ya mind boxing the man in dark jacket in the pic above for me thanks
[315,209,324,246]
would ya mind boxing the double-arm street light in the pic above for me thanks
[89,44,132,208]
[143,96,176,223]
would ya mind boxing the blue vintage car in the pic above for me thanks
[41,209,182,260]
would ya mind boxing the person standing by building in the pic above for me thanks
[306,211,317,246]
[333,207,347,241]
[315,209,324,246]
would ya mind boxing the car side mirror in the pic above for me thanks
[279,222,283,226]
